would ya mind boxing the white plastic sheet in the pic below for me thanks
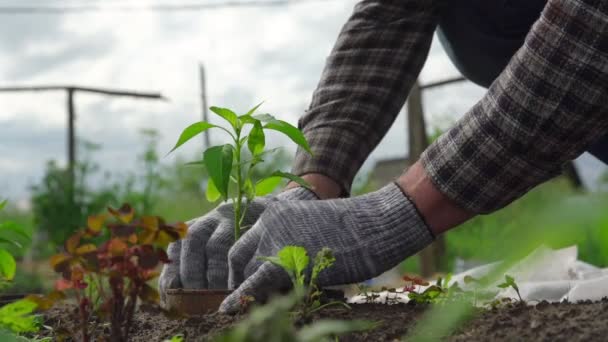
[347,245,608,304]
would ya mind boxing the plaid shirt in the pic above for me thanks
[292,0,608,213]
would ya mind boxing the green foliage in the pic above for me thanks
[214,291,375,342]
[260,246,348,320]
[163,334,184,342]
[169,103,312,241]
[497,274,523,302]
[0,200,31,288]
[260,246,309,286]
[31,132,169,253]
[0,299,40,334]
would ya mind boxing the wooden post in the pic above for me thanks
[407,80,446,277]
[67,88,76,181]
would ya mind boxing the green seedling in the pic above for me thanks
[356,284,381,304]
[260,246,349,320]
[214,290,376,342]
[169,103,312,241]
[497,274,523,303]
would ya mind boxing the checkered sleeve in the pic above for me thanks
[291,0,446,195]
[422,0,608,214]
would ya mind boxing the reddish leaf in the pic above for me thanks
[108,224,136,238]
[157,249,170,263]
[140,216,159,231]
[64,233,82,254]
[169,222,188,239]
[50,254,71,273]
[87,214,106,233]
[108,204,134,223]
[75,243,97,255]
[55,278,73,291]
[127,233,138,244]
[138,252,159,269]
[108,239,128,256]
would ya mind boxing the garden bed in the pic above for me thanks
[38,299,608,341]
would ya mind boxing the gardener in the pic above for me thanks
[160,0,608,313]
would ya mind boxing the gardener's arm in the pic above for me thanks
[289,0,447,197]
[420,0,608,214]
[219,0,608,313]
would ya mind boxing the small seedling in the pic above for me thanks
[169,104,312,241]
[38,204,186,342]
[260,246,349,320]
[497,274,523,303]
[214,290,376,342]
[356,284,380,304]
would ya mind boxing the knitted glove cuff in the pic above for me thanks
[276,186,319,201]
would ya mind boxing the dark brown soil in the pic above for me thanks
[37,299,608,341]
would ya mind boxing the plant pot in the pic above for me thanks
[164,289,232,316]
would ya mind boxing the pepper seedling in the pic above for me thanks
[169,103,312,241]
[259,246,349,320]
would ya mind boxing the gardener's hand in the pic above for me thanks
[219,182,435,313]
[159,187,318,301]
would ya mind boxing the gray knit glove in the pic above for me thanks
[159,187,318,301]
[219,183,435,313]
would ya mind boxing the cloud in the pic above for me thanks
[1,0,604,201]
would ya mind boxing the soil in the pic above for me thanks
[36,299,608,341]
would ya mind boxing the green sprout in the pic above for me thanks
[169,103,312,241]
[497,274,523,303]
[260,246,350,320]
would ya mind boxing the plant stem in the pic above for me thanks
[233,133,243,241]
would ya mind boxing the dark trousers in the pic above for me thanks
[436,0,608,164]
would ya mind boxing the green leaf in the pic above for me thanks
[238,115,257,125]
[252,113,276,122]
[0,299,39,333]
[0,249,16,280]
[278,246,309,286]
[0,238,22,249]
[204,145,233,201]
[210,107,239,131]
[505,275,515,284]
[266,171,311,189]
[310,248,335,287]
[264,120,311,154]
[183,160,205,167]
[205,179,221,202]
[0,200,6,212]
[247,121,265,156]
[243,178,255,201]
[0,222,31,244]
[255,177,283,196]
[497,283,509,289]
[245,102,264,116]
[168,122,217,154]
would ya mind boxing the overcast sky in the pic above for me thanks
[1,0,605,205]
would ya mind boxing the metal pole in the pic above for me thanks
[200,63,211,149]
